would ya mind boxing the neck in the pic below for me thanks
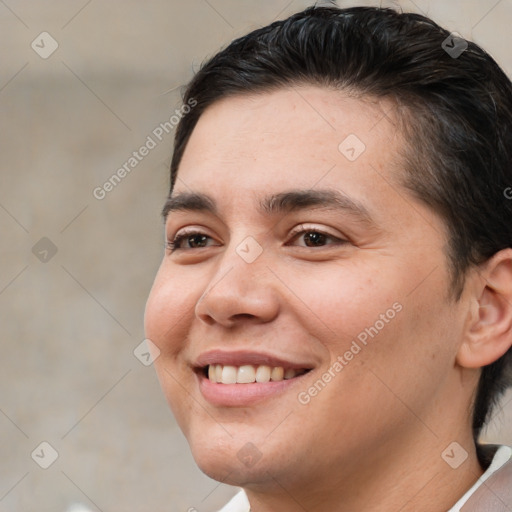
[243,431,484,512]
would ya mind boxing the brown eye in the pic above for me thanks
[302,231,329,247]
[289,227,347,248]
[184,234,209,248]
[167,231,216,252]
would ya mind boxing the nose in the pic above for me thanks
[194,242,280,328]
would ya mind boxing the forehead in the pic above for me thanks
[173,86,404,217]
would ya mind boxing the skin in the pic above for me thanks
[144,86,512,511]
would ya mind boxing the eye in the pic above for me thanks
[166,230,218,252]
[288,225,347,248]
[166,225,347,253]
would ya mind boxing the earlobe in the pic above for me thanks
[456,249,512,369]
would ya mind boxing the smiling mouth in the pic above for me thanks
[202,364,311,384]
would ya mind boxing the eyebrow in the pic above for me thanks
[162,188,375,226]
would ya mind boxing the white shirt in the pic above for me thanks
[447,445,512,511]
[217,445,512,512]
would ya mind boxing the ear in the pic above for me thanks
[457,248,512,369]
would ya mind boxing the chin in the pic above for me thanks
[187,432,274,486]
[191,447,256,485]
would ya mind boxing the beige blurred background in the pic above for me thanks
[1,0,512,511]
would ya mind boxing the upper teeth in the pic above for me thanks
[207,364,305,384]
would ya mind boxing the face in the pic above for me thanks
[144,86,471,493]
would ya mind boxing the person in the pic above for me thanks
[144,4,512,511]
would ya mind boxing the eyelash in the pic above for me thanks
[166,226,347,253]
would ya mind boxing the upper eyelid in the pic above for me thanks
[289,224,342,237]
[169,223,342,238]
[169,226,216,240]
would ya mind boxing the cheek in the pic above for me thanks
[144,264,198,353]
[283,262,402,350]
[144,265,207,430]
[145,288,192,435]
[284,258,456,396]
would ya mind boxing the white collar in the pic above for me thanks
[217,488,250,512]
[447,445,512,511]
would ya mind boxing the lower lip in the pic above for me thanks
[197,371,309,407]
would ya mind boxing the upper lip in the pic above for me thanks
[194,350,315,370]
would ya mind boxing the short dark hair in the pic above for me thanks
[167,5,512,460]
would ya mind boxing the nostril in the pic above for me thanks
[232,313,256,321]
